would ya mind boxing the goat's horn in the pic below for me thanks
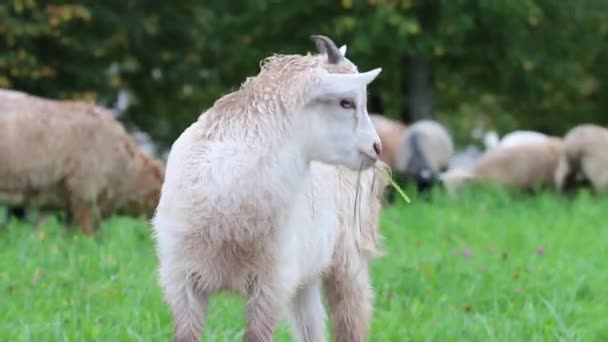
[310,35,343,64]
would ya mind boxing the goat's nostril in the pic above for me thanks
[373,141,382,156]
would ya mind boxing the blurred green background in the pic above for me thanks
[1,0,607,149]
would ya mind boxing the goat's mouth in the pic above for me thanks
[359,152,377,169]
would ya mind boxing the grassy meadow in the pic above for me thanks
[1,188,607,341]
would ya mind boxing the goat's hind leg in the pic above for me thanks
[161,266,209,342]
[288,281,327,342]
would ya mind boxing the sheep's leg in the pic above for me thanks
[244,274,293,342]
[324,264,372,342]
[554,155,572,192]
[288,281,327,342]
[70,201,100,234]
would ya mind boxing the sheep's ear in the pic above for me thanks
[313,68,382,97]
[339,45,347,56]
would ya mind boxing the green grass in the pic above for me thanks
[1,188,608,341]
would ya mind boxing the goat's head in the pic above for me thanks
[299,35,383,171]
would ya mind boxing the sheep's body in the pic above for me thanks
[497,130,548,149]
[0,88,164,233]
[369,114,407,169]
[393,119,454,193]
[555,124,608,194]
[440,138,564,193]
[152,36,384,342]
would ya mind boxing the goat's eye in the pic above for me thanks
[340,99,355,109]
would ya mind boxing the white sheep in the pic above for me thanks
[152,35,385,342]
[497,130,549,149]
[555,123,608,194]
[440,137,564,194]
[393,119,454,193]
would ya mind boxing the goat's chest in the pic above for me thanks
[279,180,341,284]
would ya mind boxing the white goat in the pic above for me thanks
[152,35,384,342]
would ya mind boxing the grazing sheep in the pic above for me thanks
[497,130,548,149]
[152,35,384,342]
[440,137,564,194]
[369,113,407,169]
[0,88,164,233]
[555,124,608,194]
[393,120,454,194]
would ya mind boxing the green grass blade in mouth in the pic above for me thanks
[374,164,411,203]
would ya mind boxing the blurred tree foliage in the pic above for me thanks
[1,0,607,148]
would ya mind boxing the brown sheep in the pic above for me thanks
[0,89,164,233]
[440,137,564,193]
[555,123,608,194]
[369,113,407,170]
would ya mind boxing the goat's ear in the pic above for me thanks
[339,45,347,56]
[313,68,382,97]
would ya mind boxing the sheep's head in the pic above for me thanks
[296,35,383,171]
[122,156,164,218]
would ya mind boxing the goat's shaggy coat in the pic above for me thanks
[555,124,608,194]
[0,89,164,233]
[152,36,385,342]
[440,137,564,193]
[369,113,407,169]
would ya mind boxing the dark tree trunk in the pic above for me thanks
[369,93,384,115]
[405,54,434,122]
[401,1,437,123]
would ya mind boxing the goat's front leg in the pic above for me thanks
[324,262,373,342]
[288,280,327,342]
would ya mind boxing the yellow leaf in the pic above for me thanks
[407,21,420,35]
[401,0,412,9]
[433,45,444,57]
[0,76,10,87]
[109,75,121,88]
[522,60,535,72]
[341,0,352,9]
[528,16,539,27]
